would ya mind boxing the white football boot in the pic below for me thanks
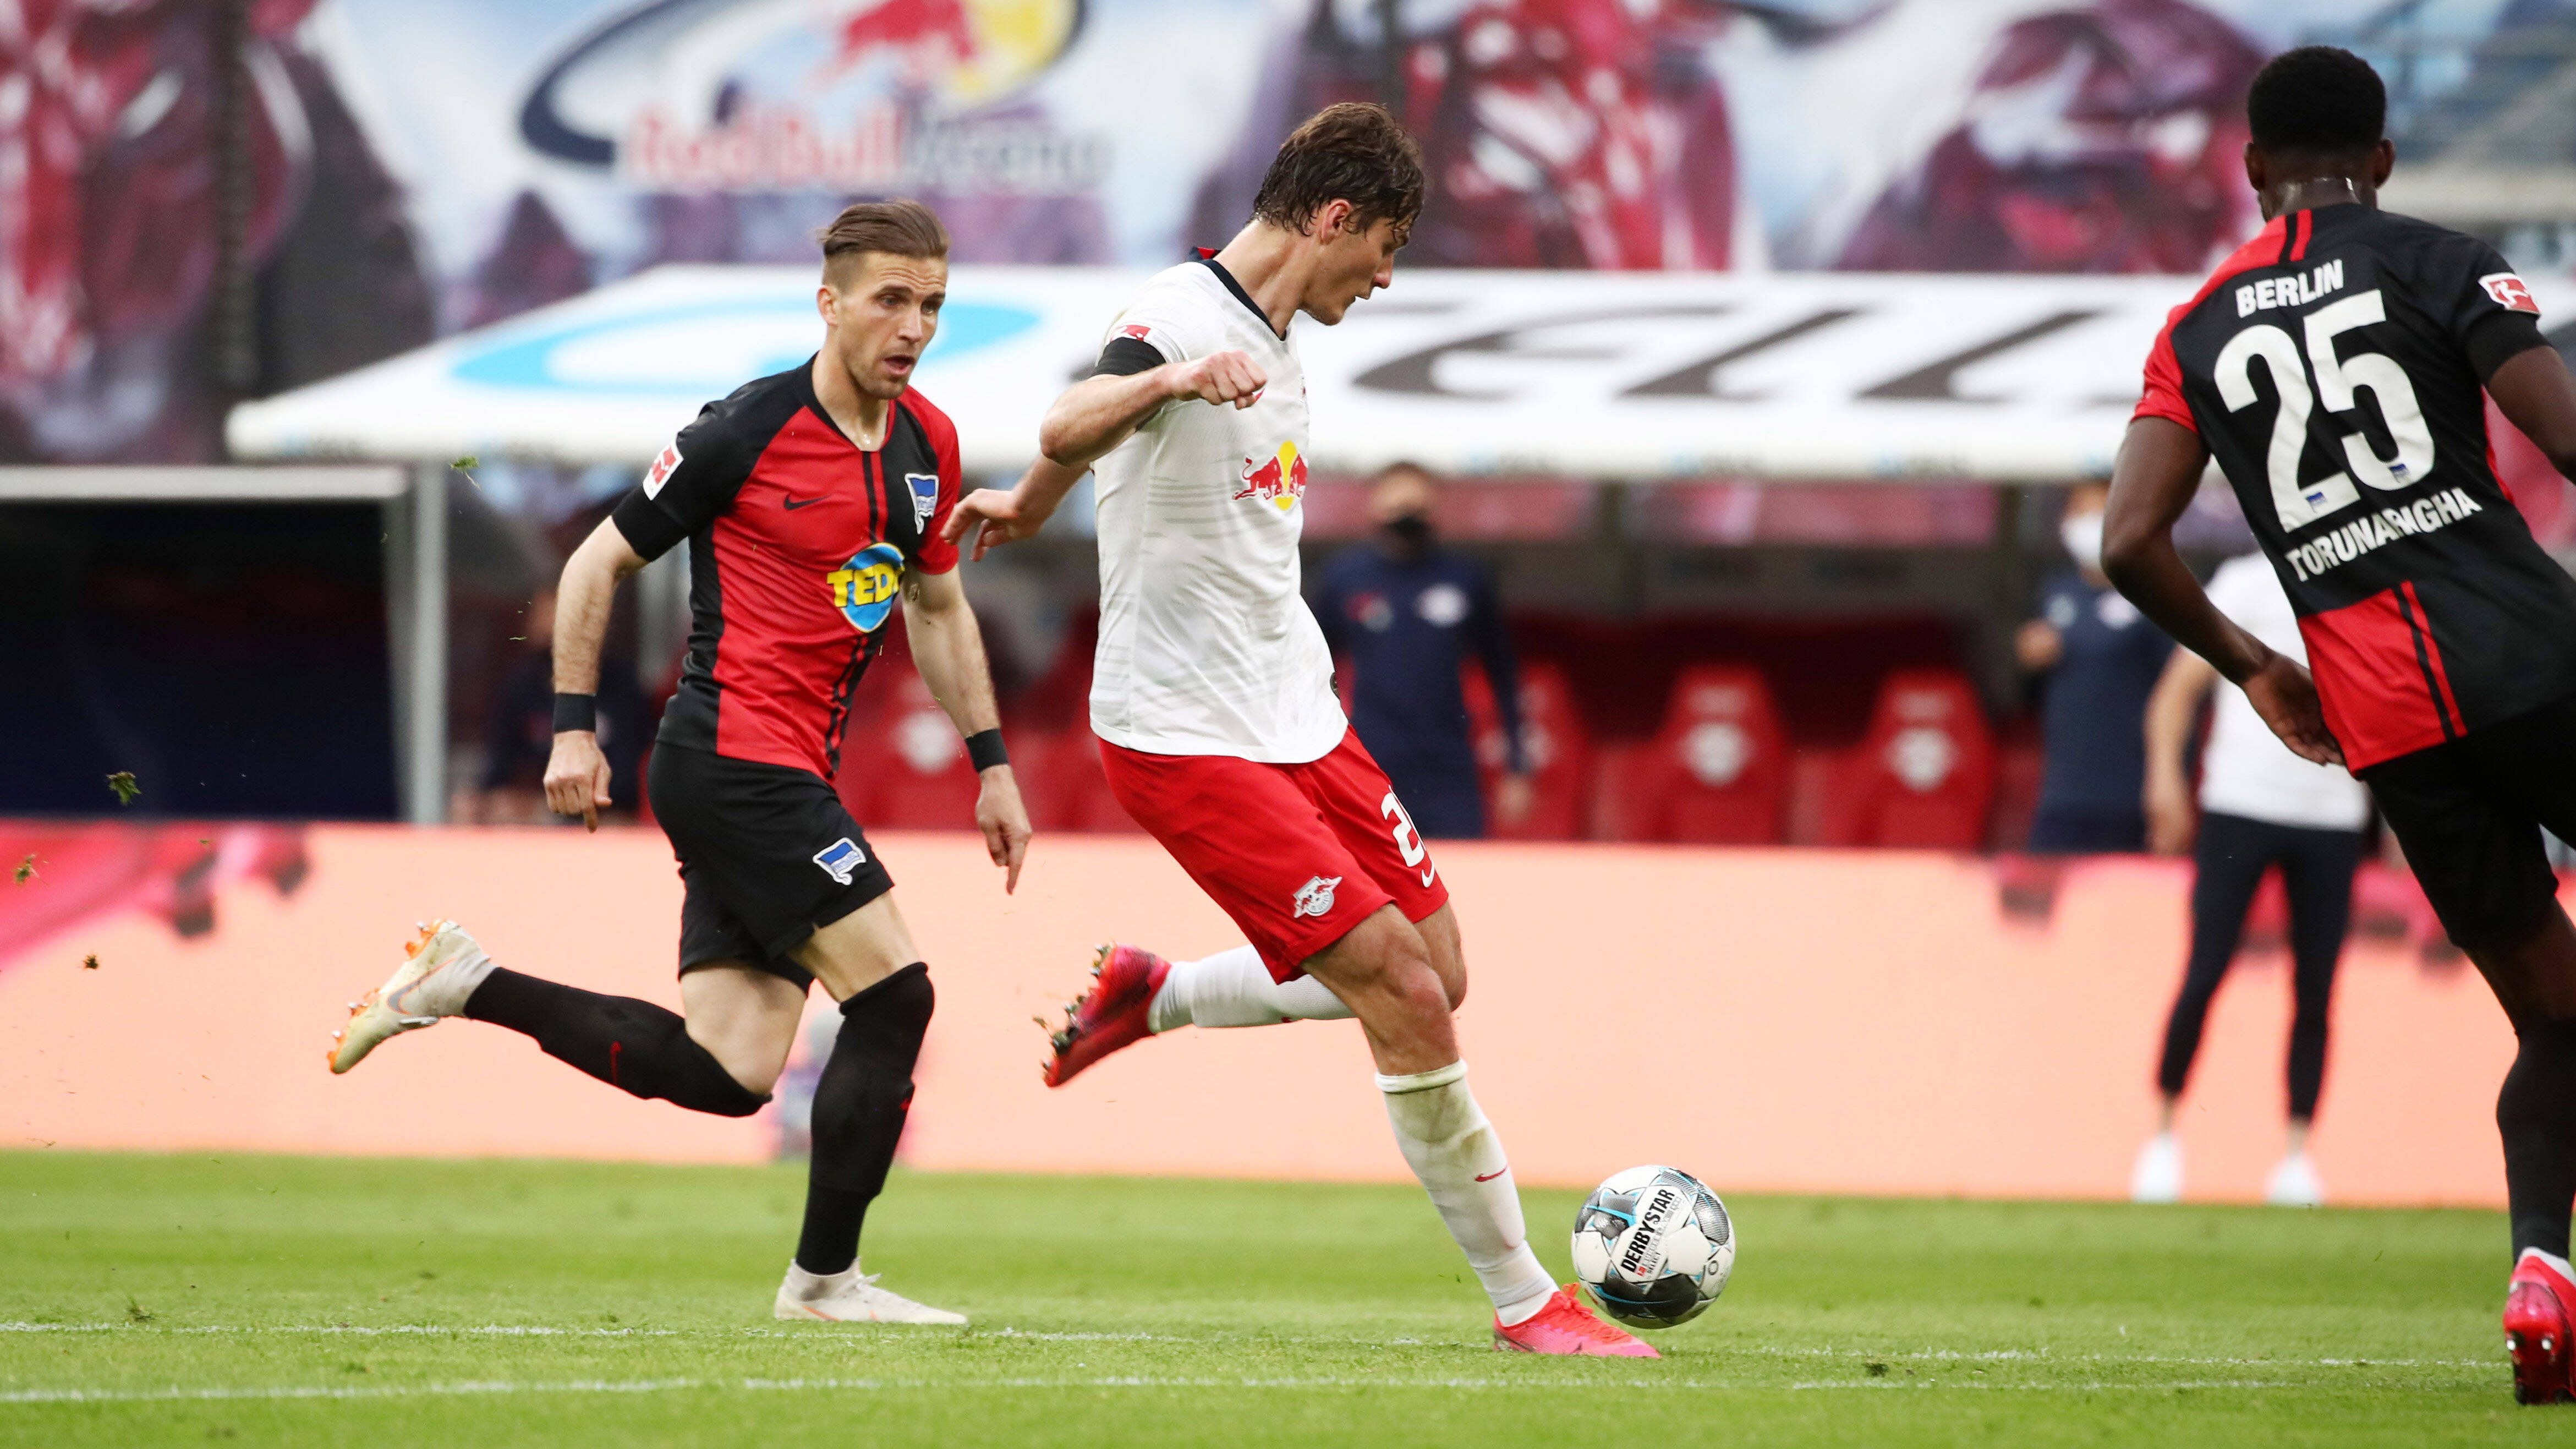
[2264,1151,2326,1207]
[774,1264,967,1326]
[328,920,495,1074]
[2130,1131,2183,1204]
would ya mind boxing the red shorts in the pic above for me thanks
[1099,729,1450,982]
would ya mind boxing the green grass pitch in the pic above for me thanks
[0,1151,2559,1446]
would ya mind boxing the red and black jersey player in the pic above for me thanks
[324,201,1033,1327]
[2103,47,2576,1404]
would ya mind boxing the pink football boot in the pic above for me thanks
[1041,943,1170,1088]
[1494,1287,1660,1358]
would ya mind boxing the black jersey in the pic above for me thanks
[608,360,961,780]
[2134,204,2567,769]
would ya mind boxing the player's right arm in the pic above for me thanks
[943,318,1267,556]
[544,404,755,828]
[1035,352,1267,469]
[542,521,650,831]
[2102,418,2342,767]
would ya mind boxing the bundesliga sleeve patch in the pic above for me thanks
[643,441,684,497]
[1117,322,1153,342]
[2482,272,2541,315]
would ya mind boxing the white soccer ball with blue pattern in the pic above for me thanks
[1569,1164,1734,1328]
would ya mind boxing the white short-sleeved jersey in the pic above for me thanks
[1086,261,1347,763]
[2199,554,2372,832]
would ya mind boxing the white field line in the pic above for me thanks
[0,1323,672,1338]
[0,1323,2497,1368]
[0,1374,2445,1406]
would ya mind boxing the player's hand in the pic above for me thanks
[944,487,1044,561]
[1168,351,1267,410]
[2014,619,2063,672]
[975,765,1032,894]
[1494,772,1536,827]
[2242,653,2345,768]
[2145,773,2195,855]
[542,730,613,832]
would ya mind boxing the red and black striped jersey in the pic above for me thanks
[610,359,961,780]
[2134,204,2568,770]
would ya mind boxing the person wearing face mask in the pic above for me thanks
[2015,481,2174,852]
[1311,463,1534,838]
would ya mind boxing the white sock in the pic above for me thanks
[1147,945,1353,1032]
[1377,1061,1556,1326]
[2523,1247,2576,1282]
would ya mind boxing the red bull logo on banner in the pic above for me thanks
[1231,441,1308,514]
[522,0,1096,195]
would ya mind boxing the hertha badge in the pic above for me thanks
[1291,874,1342,919]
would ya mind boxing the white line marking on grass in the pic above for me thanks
[0,1323,673,1338]
[0,1372,2491,1407]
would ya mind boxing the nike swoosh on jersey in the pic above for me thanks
[782,496,821,510]
[1475,1167,1508,1182]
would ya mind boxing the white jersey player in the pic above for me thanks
[945,102,1653,1357]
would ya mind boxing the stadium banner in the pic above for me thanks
[227,266,2576,481]
[0,822,2524,1206]
[14,0,2516,468]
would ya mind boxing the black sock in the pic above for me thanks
[2498,1018,2576,1261]
[796,963,934,1276]
[463,967,769,1118]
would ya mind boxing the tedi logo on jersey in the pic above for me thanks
[829,542,905,633]
[1233,440,1308,513]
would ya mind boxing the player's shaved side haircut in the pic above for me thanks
[2248,46,2386,158]
[818,199,950,284]
[1252,102,1426,242]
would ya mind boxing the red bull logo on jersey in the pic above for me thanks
[829,542,906,633]
[1232,441,1309,513]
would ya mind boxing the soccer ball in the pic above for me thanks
[1569,1165,1734,1329]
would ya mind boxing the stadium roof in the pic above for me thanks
[227,264,2572,483]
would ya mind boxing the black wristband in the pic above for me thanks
[552,693,598,733]
[964,729,1009,772]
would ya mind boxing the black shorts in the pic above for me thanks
[646,742,894,989]
[2360,693,2576,952]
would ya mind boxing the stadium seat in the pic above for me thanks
[1464,662,1593,840]
[1819,669,1996,850]
[836,672,983,830]
[1596,666,1788,845]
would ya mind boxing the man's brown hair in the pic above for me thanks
[817,199,950,281]
[1251,102,1425,241]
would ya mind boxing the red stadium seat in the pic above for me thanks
[1465,662,1593,840]
[1601,666,1788,845]
[836,672,983,830]
[1820,670,1996,850]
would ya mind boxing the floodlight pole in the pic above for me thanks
[385,466,448,825]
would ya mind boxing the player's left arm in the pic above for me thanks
[901,565,1031,893]
[2487,344,2576,482]
[2103,418,2342,767]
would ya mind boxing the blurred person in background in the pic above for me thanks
[2131,554,2370,1207]
[1313,463,1533,838]
[458,589,646,825]
[2017,481,2172,852]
